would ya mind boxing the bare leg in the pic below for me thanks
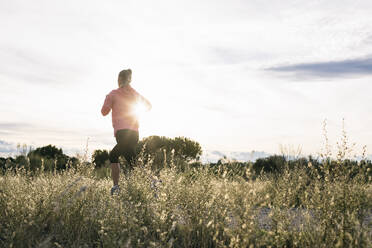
[111,163,120,186]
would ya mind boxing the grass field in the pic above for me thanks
[1,154,371,248]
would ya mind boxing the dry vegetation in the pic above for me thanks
[1,157,371,247]
[1,122,371,247]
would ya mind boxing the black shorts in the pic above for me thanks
[109,129,139,164]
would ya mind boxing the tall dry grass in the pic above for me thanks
[0,121,371,247]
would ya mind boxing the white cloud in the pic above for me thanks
[1,0,372,157]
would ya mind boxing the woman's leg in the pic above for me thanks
[109,143,121,186]
[109,130,139,185]
[123,130,139,167]
[111,163,120,186]
[123,147,137,167]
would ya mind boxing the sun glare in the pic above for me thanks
[132,101,148,120]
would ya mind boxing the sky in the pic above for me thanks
[1,0,372,160]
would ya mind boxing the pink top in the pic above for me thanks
[101,85,151,136]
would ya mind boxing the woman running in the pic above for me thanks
[101,69,152,195]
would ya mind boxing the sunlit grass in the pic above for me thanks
[1,121,371,247]
[1,156,371,247]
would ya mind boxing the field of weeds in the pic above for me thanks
[1,155,371,247]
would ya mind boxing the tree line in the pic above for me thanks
[1,136,371,182]
[0,144,80,173]
[0,136,203,173]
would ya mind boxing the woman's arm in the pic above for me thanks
[101,94,113,116]
[132,88,152,111]
[140,95,152,111]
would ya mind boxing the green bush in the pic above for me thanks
[91,149,110,168]
[137,135,202,162]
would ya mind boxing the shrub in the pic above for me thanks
[253,155,287,175]
[136,136,202,171]
[91,149,110,168]
[26,145,78,172]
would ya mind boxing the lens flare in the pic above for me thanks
[132,101,148,119]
